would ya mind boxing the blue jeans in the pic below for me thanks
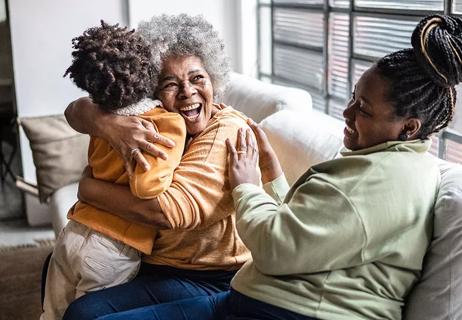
[95,289,319,320]
[63,263,236,320]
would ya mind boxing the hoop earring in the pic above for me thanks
[399,132,408,141]
[399,131,413,141]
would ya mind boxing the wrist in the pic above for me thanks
[93,109,115,140]
[261,166,282,184]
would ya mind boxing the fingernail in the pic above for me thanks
[144,164,151,171]
[247,118,254,125]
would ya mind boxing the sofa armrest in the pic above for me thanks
[48,182,78,236]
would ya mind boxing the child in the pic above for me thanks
[40,21,186,320]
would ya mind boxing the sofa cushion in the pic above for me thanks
[19,114,89,203]
[404,161,462,320]
[260,109,344,185]
[222,73,312,123]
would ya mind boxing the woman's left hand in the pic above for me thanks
[226,127,260,190]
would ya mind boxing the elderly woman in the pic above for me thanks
[62,14,251,319]
[92,14,462,320]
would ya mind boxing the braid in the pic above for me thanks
[64,21,153,111]
[376,15,462,139]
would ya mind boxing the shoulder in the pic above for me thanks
[312,150,437,183]
[313,151,440,202]
[367,150,439,178]
[141,106,183,121]
[183,104,249,160]
[139,107,186,133]
[212,103,248,133]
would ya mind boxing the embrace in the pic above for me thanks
[40,13,461,320]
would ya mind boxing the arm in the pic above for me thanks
[78,174,171,228]
[232,178,366,275]
[227,126,365,275]
[64,97,107,136]
[262,174,290,205]
[65,97,176,173]
[130,112,186,198]
[156,116,250,230]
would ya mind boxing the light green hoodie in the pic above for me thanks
[231,140,440,320]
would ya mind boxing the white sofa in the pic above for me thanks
[45,72,461,319]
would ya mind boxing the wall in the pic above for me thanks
[8,0,257,224]
[8,0,128,224]
[128,0,258,77]
[9,0,128,180]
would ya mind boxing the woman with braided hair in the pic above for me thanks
[92,14,462,320]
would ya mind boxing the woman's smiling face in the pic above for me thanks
[156,55,214,137]
[342,65,410,151]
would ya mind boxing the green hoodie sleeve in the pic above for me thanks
[232,177,367,276]
[262,174,290,204]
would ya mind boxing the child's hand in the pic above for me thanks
[226,128,261,190]
[247,119,282,184]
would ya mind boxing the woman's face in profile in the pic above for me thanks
[156,55,214,137]
[342,66,407,151]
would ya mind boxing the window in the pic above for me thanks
[257,0,462,163]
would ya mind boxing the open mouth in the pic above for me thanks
[345,125,355,135]
[344,122,356,137]
[179,103,202,121]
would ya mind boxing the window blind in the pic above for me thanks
[274,45,324,89]
[274,9,324,47]
[328,13,349,100]
[355,0,443,11]
[257,0,462,164]
[353,16,417,58]
[329,0,349,8]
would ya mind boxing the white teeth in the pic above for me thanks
[346,126,355,134]
[180,103,200,111]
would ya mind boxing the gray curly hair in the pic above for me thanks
[137,14,230,100]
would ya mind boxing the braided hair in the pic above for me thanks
[376,15,462,139]
[64,21,153,111]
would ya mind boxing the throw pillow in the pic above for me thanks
[404,161,462,320]
[19,114,89,203]
[222,72,312,123]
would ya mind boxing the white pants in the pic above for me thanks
[41,220,141,320]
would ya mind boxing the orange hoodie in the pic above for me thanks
[143,104,251,270]
[69,104,186,255]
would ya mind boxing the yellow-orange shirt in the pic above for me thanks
[143,104,251,270]
[69,104,186,255]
